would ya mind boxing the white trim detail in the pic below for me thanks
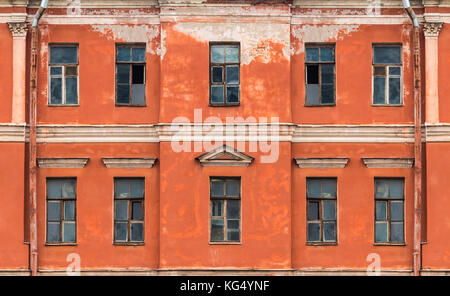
[37,158,89,168]
[361,158,414,168]
[0,124,27,142]
[102,158,157,168]
[195,145,254,167]
[294,158,349,168]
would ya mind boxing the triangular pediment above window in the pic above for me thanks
[195,145,254,167]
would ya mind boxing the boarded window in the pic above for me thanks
[210,177,241,242]
[116,45,146,106]
[49,45,79,105]
[305,45,335,105]
[374,178,405,243]
[210,43,240,106]
[114,178,145,243]
[373,45,402,105]
[306,178,337,243]
[46,178,77,243]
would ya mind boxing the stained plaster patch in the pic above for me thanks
[172,22,290,65]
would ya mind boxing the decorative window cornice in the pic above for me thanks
[102,158,157,168]
[195,145,254,167]
[294,158,349,168]
[37,158,89,168]
[361,158,414,168]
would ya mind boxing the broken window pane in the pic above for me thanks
[212,67,223,83]
[389,77,401,104]
[211,46,225,63]
[64,201,75,221]
[211,86,224,103]
[117,65,130,83]
[390,201,404,222]
[322,200,336,221]
[307,222,320,242]
[306,84,319,105]
[132,202,143,220]
[132,65,145,84]
[65,77,78,104]
[307,201,319,220]
[376,201,387,221]
[115,200,128,221]
[132,85,145,105]
[50,77,62,104]
[115,222,128,242]
[47,222,61,242]
[374,46,401,64]
[226,200,240,219]
[47,201,61,222]
[373,77,386,104]
[225,46,239,63]
[117,47,131,62]
[390,222,404,242]
[50,46,77,64]
[321,84,334,104]
[211,218,224,241]
[306,65,319,84]
[306,47,319,62]
[131,223,144,242]
[132,47,145,62]
[63,222,76,242]
[226,66,239,84]
[226,86,239,103]
[323,222,336,241]
[117,85,130,104]
[320,47,334,62]
[375,222,388,242]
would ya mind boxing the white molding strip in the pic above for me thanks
[0,124,27,142]
[196,145,254,167]
[102,158,157,168]
[361,158,414,168]
[294,158,349,168]
[37,158,89,168]
[425,124,450,142]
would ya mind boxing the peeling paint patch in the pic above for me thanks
[172,22,290,65]
[291,24,360,55]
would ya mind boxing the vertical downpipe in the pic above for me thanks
[402,0,422,276]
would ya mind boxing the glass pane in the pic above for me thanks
[322,200,336,221]
[306,47,319,62]
[227,219,240,230]
[307,222,321,242]
[117,84,130,104]
[320,47,334,62]
[115,222,128,242]
[212,67,223,83]
[211,181,225,197]
[389,77,401,104]
[323,222,336,241]
[373,77,386,104]
[65,77,78,104]
[117,65,130,83]
[115,200,128,221]
[212,200,223,217]
[47,222,61,242]
[306,65,319,84]
[225,46,239,63]
[374,46,401,64]
[374,66,386,76]
[65,66,77,76]
[211,86,224,103]
[50,46,77,64]
[389,66,401,75]
[211,46,224,63]
[321,64,334,84]
[211,218,224,241]
[227,230,240,241]
[132,202,143,220]
[321,84,334,104]
[226,181,240,197]
[64,201,75,221]
[390,201,404,222]
[117,47,131,62]
[307,201,319,220]
[63,222,76,242]
[62,180,76,198]
[132,47,145,62]
[389,179,404,198]
[50,66,62,75]
[375,222,388,243]
[127,183,141,203]
[226,86,239,103]
[375,180,389,198]
[50,77,62,104]
[115,180,129,198]
[132,85,146,105]
[47,201,60,222]
[226,200,240,219]
[132,64,145,84]
[47,180,61,198]
[391,222,404,242]
[131,223,144,242]
[321,179,336,198]
[376,201,387,221]
[306,84,319,105]
[307,179,321,198]
[226,66,239,84]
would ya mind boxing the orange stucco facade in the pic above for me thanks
[0,0,449,276]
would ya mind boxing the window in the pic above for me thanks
[305,45,335,105]
[306,178,337,243]
[373,45,402,105]
[46,178,76,243]
[116,45,146,106]
[210,177,241,243]
[114,178,145,243]
[49,45,79,105]
[210,43,240,106]
[374,178,405,244]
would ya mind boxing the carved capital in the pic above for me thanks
[423,22,443,38]
[7,22,28,38]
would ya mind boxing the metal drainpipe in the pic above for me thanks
[402,0,422,276]
[29,0,48,277]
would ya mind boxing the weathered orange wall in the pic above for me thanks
[438,24,450,122]
[0,24,13,123]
